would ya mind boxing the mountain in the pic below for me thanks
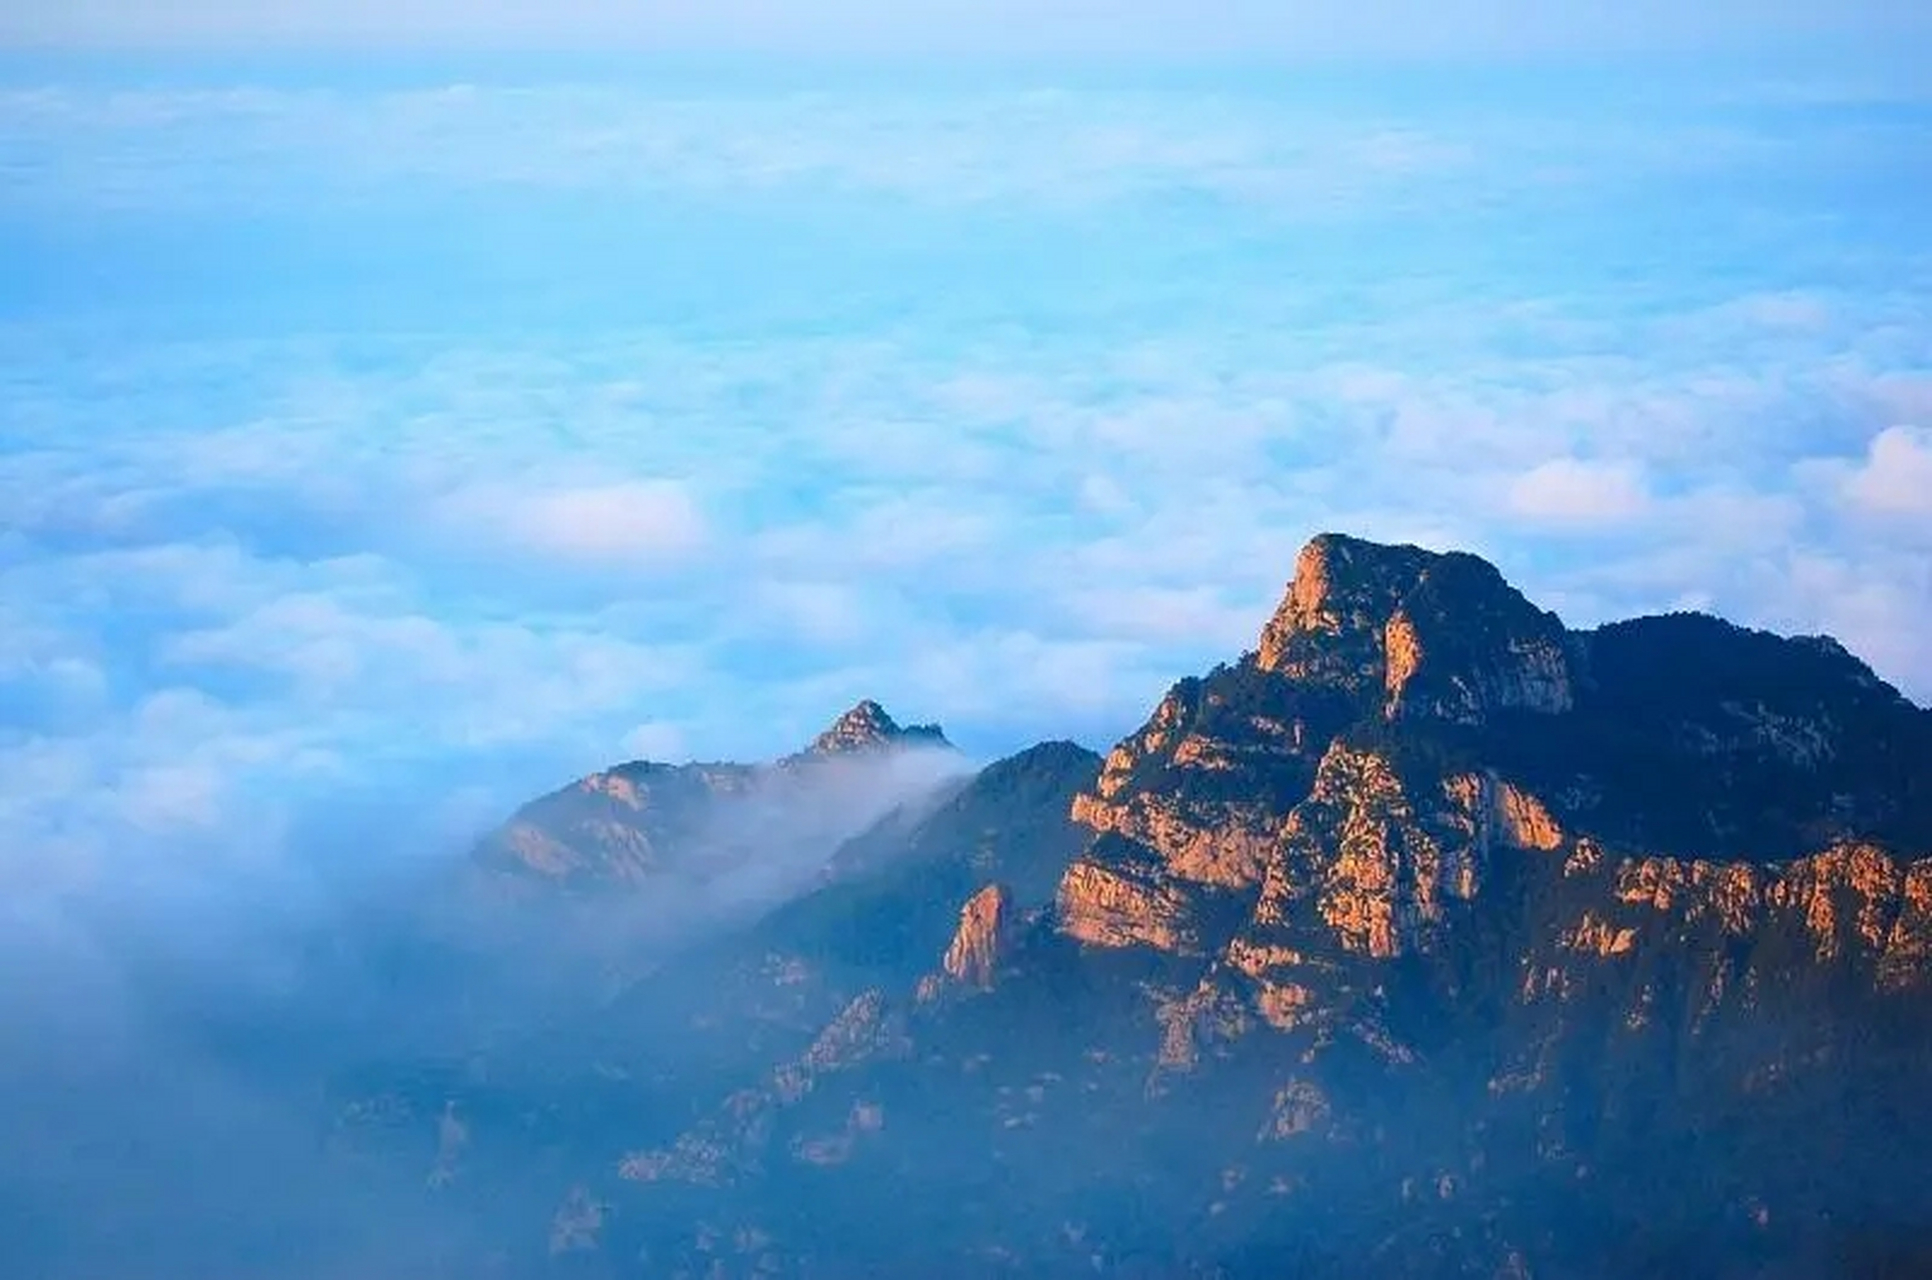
[330,533,1932,1279]
[472,700,962,893]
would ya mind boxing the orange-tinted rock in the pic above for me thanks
[1056,853,1204,954]
[1070,790,1278,890]
[1255,533,1575,722]
[942,884,1015,989]
[1260,1080,1334,1141]
[1294,745,1480,958]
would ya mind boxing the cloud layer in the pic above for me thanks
[1,64,1928,886]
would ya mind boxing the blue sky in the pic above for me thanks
[3,1,1927,59]
[1,50,1929,885]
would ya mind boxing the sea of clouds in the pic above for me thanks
[2,61,1928,887]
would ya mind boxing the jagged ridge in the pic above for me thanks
[474,699,961,891]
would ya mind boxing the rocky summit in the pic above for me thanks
[331,533,1932,1279]
[799,699,951,759]
[472,700,962,893]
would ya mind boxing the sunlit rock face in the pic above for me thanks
[1056,531,1932,984]
[330,533,1932,1280]
[940,883,1016,990]
[1057,534,1584,965]
[1535,841,1932,985]
[1264,742,1489,962]
[1257,534,1445,694]
[1056,840,1211,954]
[1255,532,1576,722]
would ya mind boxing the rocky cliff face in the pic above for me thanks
[1058,533,1932,976]
[330,534,1932,1280]
[1255,533,1576,721]
[939,883,1017,990]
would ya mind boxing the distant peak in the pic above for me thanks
[823,699,898,743]
[805,700,951,757]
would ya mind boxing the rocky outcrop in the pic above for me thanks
[797,990,907,1072]
[1150,977,1254,1078]
[940,884,1016,989]
[1294,744,1484,959]
[1055,640,1350,956]
[1070,788,1281,891]
[1057,838,1211,954]
[795,699,951,759]
[1880,861,1932,988]
[1259,1079,1333,1141]
[1532,841,1932,992]
[1059,532,1930,988]
[1256,534,1443,693]
[1068,675,1321,892]
[1254,533,1576,722]
[1056,534,1589,969]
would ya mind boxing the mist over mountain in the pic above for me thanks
[6,532,1928,1279]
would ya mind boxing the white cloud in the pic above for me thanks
[118,762,226,832]
[751,580,877,647]
[1076,474,1139,519]
[437,479,708,567]
[1716,291,1834,331]
[1865,375,1932,426]
[1842,426,1932,520]
[0,80,1748,220]
[754,498,1006,575]
[1506,458,1651,527]
[898,629,1161,722]
[161,591,697,746]
[165,595,448,692]
[1061,584,1258,649]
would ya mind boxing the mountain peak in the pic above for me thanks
[1260,534,1473,658]
[805,699,951,757]
[1257,532,1574,722]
